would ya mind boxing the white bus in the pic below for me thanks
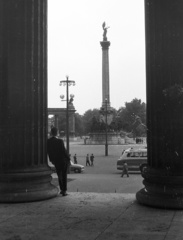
[117,147,147,173]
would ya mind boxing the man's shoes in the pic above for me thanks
[60,190,68,196]
[62,191,68,196]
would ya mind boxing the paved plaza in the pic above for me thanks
[1,192,183,240]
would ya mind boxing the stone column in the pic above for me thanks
[100,41,111,108]
[0,0,58,202]
[136,0,183,209]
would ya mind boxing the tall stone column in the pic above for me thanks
[100,41,111,109]
[136,0,183,209]
[0,0,58,202]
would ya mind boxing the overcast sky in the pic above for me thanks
[48,0,146,115]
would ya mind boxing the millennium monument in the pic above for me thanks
[100,22,111,110]
[88,23,122,146]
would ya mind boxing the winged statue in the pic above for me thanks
[102,21,110,41]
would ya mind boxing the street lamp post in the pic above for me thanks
[105,98,108,156]
[60,76,75,155]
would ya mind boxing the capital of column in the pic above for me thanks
[100,41,111,50]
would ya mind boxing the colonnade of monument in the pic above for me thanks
[48,108,76,137]
[0,0,183,208]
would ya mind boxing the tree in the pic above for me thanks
[75,113,84,137]
[116,98,146,137]
[82,109,100,134]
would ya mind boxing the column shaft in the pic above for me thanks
[0,0,58,202]
[100,41,111,107]
[136,0,183,209]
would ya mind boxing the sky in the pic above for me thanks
[48,0,146,115]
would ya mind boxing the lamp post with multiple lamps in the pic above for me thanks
[59,76,75,155]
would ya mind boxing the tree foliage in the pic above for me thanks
[117,98,146,136]
[75,113,84,136]
[53,98,146,137]
[82,109,100,134]
[76,99,146,136]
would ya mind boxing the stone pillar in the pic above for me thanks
[136,0,183,209]
[100,41,111,108]
[0,0,58,202]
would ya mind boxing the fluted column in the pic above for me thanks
[0,0,58,202]
[136,0,183,209]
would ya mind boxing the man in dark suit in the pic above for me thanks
[47,127,70,196]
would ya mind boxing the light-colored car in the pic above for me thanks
[48,158,84,173]
[117,147,147,173]
[69,161,84,173]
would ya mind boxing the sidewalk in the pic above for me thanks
[0,192,182,240]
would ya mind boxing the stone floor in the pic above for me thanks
[0,192,183,240]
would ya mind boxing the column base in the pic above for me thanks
[136,188,183,209]
[136,168,183,209]
[0,168,59,203]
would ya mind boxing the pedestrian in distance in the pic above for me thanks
[121,161,129,177]
[47,127,70,196]
[86,154,90,166]
[73,154,77,164]
[90,153,94,166]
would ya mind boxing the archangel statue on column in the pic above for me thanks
[102,22,110,41]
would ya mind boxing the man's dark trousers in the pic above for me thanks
[56,163,68,192]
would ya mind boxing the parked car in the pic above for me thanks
[69,161,84,173]
[117,147,147,173]
[48,159,84,174]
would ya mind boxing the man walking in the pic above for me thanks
[47,127,70,196]
[86,154,90,166]
[90,154,94,166]
[121,161,129,177]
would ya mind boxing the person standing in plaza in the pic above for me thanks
[121,161,129,177]
[86,154,90,166]
[47,127,70,196]
[90,154,94,166]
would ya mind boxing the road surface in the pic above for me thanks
[51,143,145,193]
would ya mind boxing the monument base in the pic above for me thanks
[86,132,125,145]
